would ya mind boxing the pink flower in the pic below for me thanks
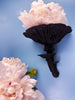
[18,0,68,28]
[0,57,45,100]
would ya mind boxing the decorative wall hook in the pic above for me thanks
[23,24,72,77]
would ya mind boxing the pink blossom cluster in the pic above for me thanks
[0,57,45,100]
[18,0,68,28]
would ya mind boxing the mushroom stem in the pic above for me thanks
[39,44,59,77]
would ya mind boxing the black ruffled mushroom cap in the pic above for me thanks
[23,23,72,78]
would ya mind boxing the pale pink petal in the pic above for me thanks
[35,90,45,100]
[0,57,45,100]
[18,0,68,28]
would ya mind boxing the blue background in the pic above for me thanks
[0,0,75,100]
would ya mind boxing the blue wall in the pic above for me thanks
[0,0,75,100]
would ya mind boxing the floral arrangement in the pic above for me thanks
[0,57,45,100]
[18,0,68,28]
[18,0,72,78]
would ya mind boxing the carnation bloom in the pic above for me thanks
[0,57,45,100]
[18,0,68,28]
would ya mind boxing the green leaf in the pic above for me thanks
[32,87,38,91]
[25,72,30,75]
